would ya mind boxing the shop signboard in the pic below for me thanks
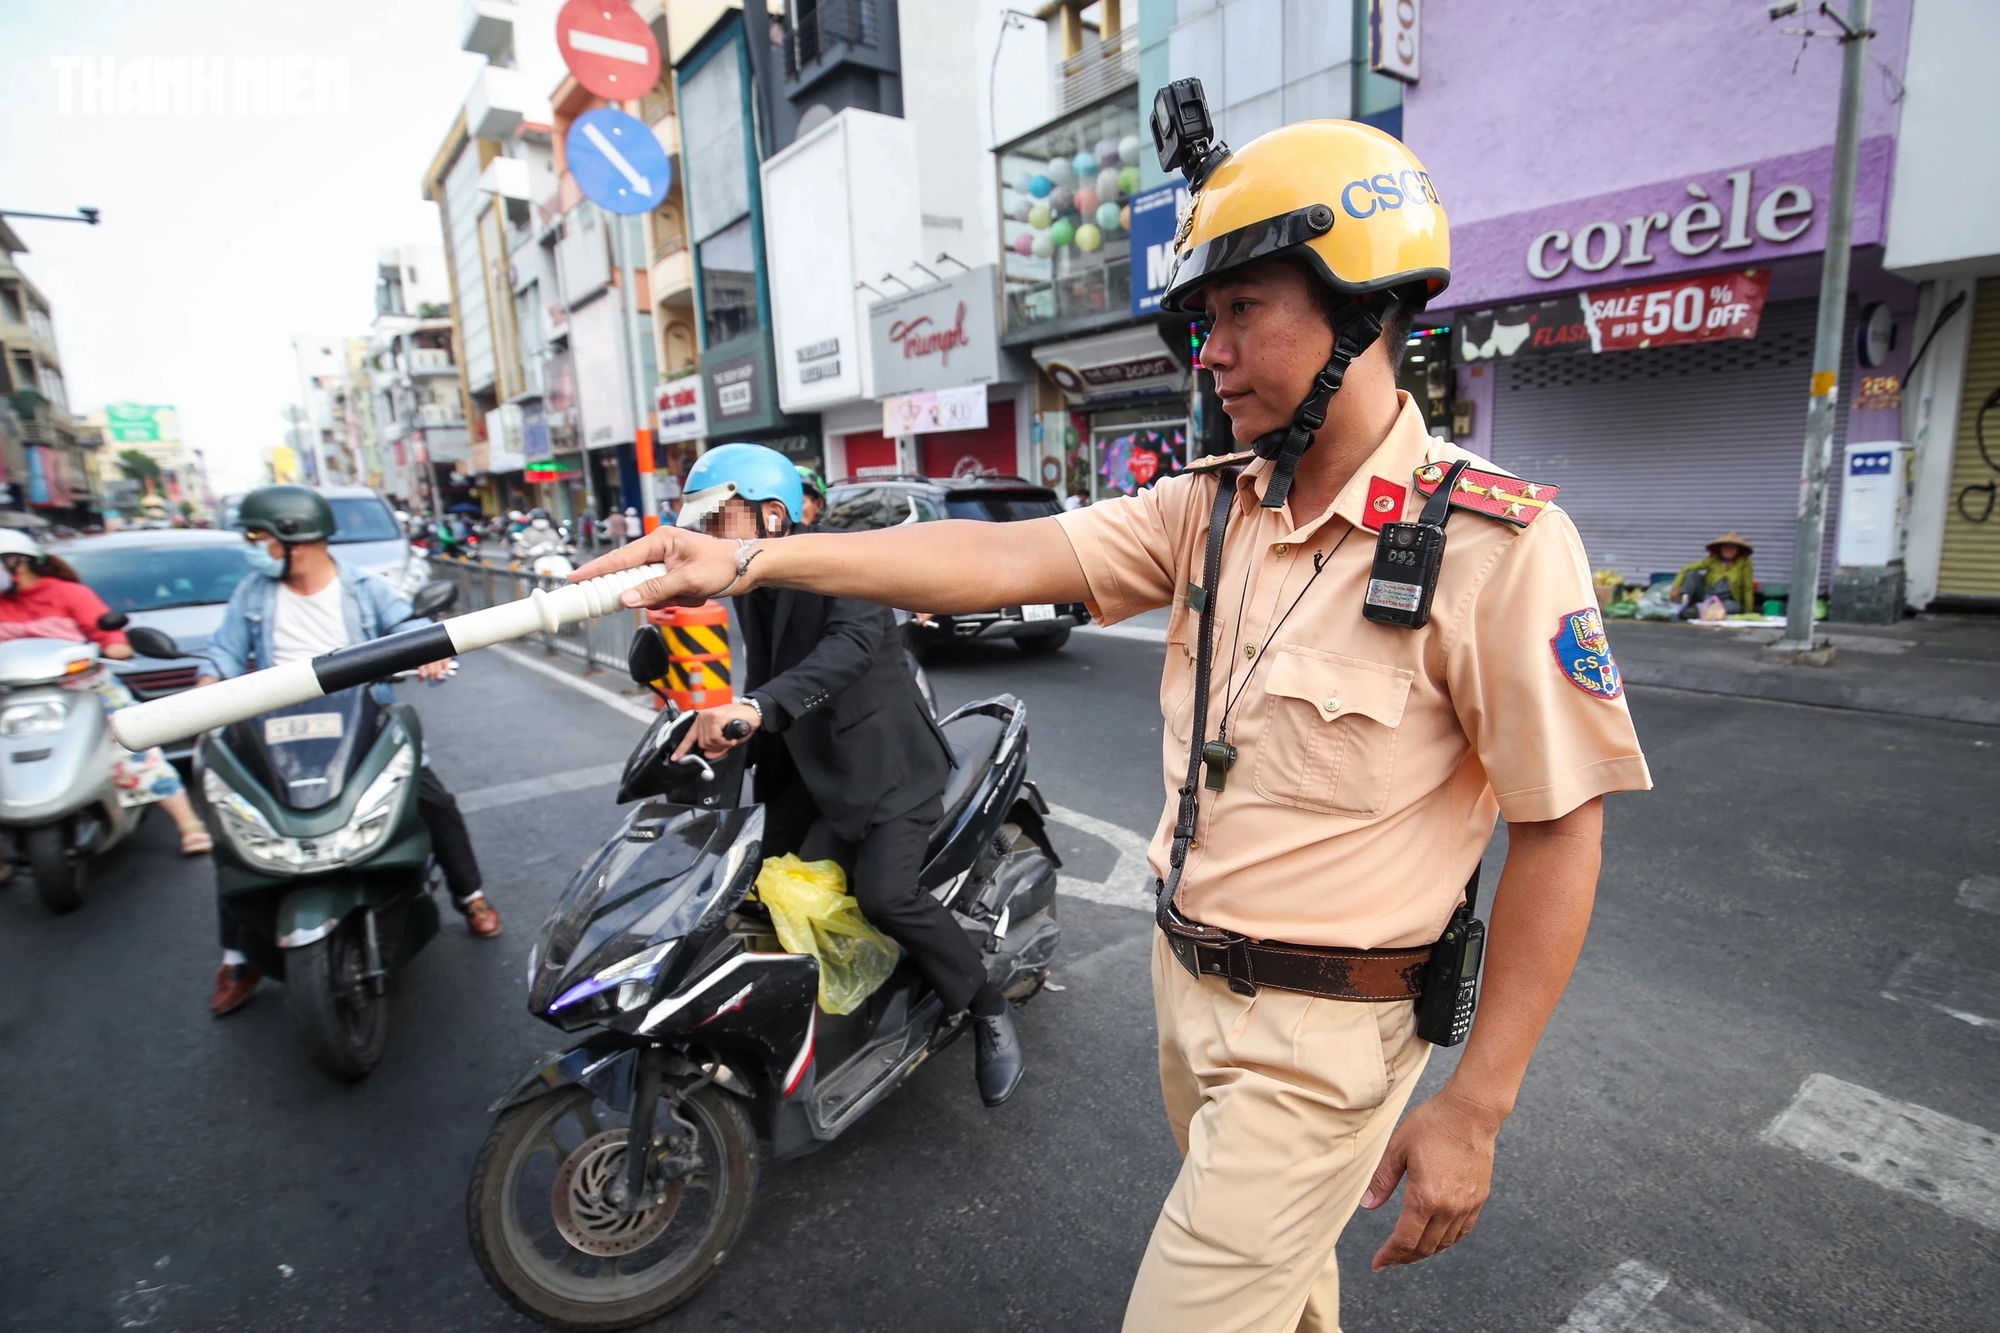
[1459,269,1769,362]
[655,377,708,444]
[1129,184,1190,317]
[103,402,180,444]
[1584,269,1769,352]
[708,352,761,423]
[1369,0,1421,83]
[883,385,988,437]
[868,265,1001,397]
[1032,324,1187,400]
[1445,138,1894,311]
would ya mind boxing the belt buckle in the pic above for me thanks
[1169,934,1200,980]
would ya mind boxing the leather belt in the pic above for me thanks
[1157,895,1429,1002]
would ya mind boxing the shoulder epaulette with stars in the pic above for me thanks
[1183,449,1256,474]
[1413,462,1558,528]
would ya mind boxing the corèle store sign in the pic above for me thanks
[1442,137,1892,311]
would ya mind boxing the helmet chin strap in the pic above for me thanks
[1250,298,1384,511]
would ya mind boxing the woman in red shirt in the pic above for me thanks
[0,534,211,855]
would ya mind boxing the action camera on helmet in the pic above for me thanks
[1151,80,1231,189]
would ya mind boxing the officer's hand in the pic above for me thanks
[1359,1089,1500,1270]
[568,526,743,609]
[672,703,761,762]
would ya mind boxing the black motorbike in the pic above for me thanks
[467,626,1063,1329]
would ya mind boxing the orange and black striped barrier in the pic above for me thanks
[644,601,732,711]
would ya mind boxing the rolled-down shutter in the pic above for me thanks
[1937,278,2000,600]
[1488,298,1852,590]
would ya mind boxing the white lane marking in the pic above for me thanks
[458,763,627,813]
[1959,875,2000,915]
[1881,949,2000,1030]
[1761,1073,2000,1231]
[488,644,659,724]
[1045,802,1156,911]
[1558,1259,1772,1333]
[581,121,651,193]
[566,29,651,64]
[1075,623,1167,644]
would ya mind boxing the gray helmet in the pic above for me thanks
[237,485,337,544]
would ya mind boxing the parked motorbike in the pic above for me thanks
[467,625,1062,1329]
[127,580,460,1079]
[0,612,150,912]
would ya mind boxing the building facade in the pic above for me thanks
[0,219,103,527]
[1404,0,1917,609]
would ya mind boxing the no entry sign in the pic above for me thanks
[556,0,661,101]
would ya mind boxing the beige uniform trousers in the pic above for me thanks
[1122,933,1431,1332]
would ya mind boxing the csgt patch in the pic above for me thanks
[1551,607,1623,700]
[1340,170,1443,219]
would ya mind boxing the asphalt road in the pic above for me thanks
[2,626,1997,1332]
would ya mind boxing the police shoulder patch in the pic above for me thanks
[1413,462,1558,528]
[1183,449,1257,474]
[1551,607,1623,700]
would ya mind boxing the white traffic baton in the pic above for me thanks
[109,563,668,752]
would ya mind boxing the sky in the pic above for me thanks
[0,0,492,493]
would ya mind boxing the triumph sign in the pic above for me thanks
[867,265,1000,398]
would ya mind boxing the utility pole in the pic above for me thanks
[1774,0,1873,660]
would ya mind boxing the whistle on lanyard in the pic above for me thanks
[1362,459,1471,630]
[1201,738,1237,791]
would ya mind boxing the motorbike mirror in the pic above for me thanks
[97,611,129,631]
[408,579,458,620]
[126,626,182,659]
[627,625,669,686]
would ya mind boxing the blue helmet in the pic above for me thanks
[676,443,806,531]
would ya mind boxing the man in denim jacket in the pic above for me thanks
[201,486,502,1017]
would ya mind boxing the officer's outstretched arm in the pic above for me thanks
[569,517,1092,615]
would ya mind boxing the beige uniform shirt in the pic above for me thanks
[1055,394,1651,951]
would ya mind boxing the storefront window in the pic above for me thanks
[1068,413,1187,501]
[998,97,1142,336]
[698,218,758,347]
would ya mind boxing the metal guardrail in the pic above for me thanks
[430,555,644,676]
[1057,27,1139,112]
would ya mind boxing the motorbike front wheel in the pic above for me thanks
[285,919,389,1080]
[25,824,83,914]
[468,1081,756,1330]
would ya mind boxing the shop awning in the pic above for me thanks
[1031,325,1188,402]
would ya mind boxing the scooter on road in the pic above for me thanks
[467,625,1062,1329]
[127,580,462,1079]
[0,612,151,913]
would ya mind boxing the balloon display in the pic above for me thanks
[1027,202,1052,230]
[1096,201,1122,231]
[1075,187,1100,217]
[1012,230,1035,256]
[1031,233,1054,258]
[1118,135,1141,166]
[1095,137,1121,167]
[1047,156,1075,186]
[1049,218,1075,249]
[1072,151,1098,180]
[1075,223,1103,253]
[1118,166,1140,197]
[1028,174,1053,198]
[1096,168,1121,201]
[1049,186,1073,214]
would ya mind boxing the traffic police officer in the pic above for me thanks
[577,84,1651,1332]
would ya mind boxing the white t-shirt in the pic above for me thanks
[271,580,351,666]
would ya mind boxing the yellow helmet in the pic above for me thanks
[1161,117,1450,314]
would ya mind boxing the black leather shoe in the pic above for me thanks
[972,1006,1024,1106]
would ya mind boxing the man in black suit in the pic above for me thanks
[670,445,1023,1106]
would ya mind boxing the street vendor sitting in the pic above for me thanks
[1672,532,1756,619]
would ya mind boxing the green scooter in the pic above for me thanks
[127,581,458,1079]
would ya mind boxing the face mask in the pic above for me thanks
[246,545,288,580]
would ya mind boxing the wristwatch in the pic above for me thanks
[742,695,763,724]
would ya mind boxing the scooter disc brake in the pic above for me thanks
[549,1130,684,1257]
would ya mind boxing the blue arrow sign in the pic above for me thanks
[565,108,671,216]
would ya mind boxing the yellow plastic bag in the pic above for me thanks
[753,854,899,1015]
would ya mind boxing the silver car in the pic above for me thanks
[313,486,431,596]
[54,529,255,763]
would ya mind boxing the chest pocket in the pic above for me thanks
[1252,646,1413,817]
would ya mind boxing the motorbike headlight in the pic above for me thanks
[1,700,68,736]
[201,740,415,873]
[550,940,677,1013]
